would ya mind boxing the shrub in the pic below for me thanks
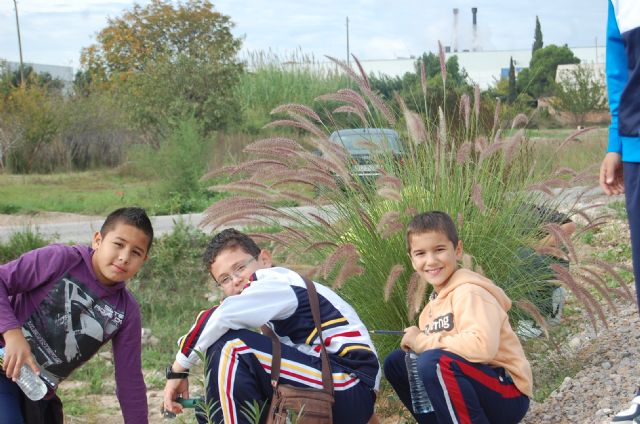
[0,227,52,263]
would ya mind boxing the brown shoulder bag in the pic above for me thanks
[261,277,334,424]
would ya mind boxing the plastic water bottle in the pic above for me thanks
[0,347,48,401]
[405,350,433,414]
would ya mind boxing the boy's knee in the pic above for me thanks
[383,349,407,382]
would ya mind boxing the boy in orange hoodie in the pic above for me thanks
[383,211,532,424]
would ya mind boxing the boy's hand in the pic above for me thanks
[163,363,190,415]
[2,328,40,380]
[400,326,421,352]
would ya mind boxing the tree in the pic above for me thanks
[517,44,580,99]
[508,57,517,103]
[79,0,243,133]
[532,16,543,54]
[551,65,608,126]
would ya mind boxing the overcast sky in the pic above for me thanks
[0,0,606,70]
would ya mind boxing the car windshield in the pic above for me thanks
[332,132,401,154]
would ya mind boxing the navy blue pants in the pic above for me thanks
[384,349,529,424]
[0,373,25,424]
[624,162,640,311]
[201,329,376,424]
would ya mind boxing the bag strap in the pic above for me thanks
[260,276,334,394]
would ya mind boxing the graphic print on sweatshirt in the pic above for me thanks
[425,312,454,334]
[22,274,124,387]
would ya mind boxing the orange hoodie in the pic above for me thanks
[406,268,533,398]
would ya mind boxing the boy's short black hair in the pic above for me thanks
[203,228,261,270]
[100,207,154,250]
[406,211,459,251]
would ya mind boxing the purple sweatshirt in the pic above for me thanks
[0,244,148,423]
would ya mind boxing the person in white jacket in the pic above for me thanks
[162,228,380,424]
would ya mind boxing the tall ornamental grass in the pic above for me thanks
[203,51,631,357]
[234,51,351,132]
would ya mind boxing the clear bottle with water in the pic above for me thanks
[405,350,433,414]
[0,347,48,401]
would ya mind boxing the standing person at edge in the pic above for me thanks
[163,228,380,424]
[384,211,532,424]
[0,207,153,424]
[601,2,640,423]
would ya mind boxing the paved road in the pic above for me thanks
[0,186,624,244]
[0,206,339,244]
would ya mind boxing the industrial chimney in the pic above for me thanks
[472,7,478,52]
[453,8,459,53]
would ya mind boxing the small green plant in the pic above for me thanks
[0,227,52,263]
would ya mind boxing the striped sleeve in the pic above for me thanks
[177,305,220,357]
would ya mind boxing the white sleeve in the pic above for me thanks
[175,279,298,368]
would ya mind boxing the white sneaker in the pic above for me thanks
[611,395,640,423]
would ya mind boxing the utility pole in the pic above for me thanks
[346,16,350,68]
[13,0,25,86]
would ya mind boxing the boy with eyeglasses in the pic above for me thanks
[163,228,380,424]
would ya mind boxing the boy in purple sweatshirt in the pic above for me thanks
[0,207,153,424]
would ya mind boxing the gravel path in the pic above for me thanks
[523,299,640,424]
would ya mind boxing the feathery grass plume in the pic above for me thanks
[526,182,555,196]
[511,113,529,129]
[263,119,326,139]
[377,187,402,201]
[325,55,368,88]
[316,89,371,114]
[515,299,549,338]
[406,110,427,145]
[437,106,447,146]
[377,211,402,233]
[456,141,473,164]
[461,253,474,269]
[271,103,323,123]
[209,182,272,199]
[412,278,428,316]
[321,243,359,279]
[334,260,364,290]
[201,197,278,230]
[543,223,578,264]
[303,240,339,253]
[420,61,427,98]
[276,190,317,205]
[234,159,290,174]
[384,264,406,301]
[357,208,376,233]
[474,136,488,153]
[579,270,618,310]
[533,246,568,260]
[478,141,506,162]
[460,94,471,133]
[243,137,305,158]
[351,54,371,90]
[380,221,405,239]
[492,98,501,134]
[471,183,486,212]
[588,258,634,300]
[503,129,524,163]
[438,41,447,84]
[493,128,503,143]
[551,263,605,329]
[201,165,240,180]
[308,213,335,230]
[333,105,368,125]
[457,213,464,231]
[553,167,579,178]
[377,173,403,191]
[405,207,418,217]
[557,126,596,150]
[473,85,481,122]
[406,272,421,322]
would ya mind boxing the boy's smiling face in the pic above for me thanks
[210,247,272,297]
[409,230,463,291]
[91,222,149,286]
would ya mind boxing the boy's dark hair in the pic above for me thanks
[406,211,459,251]
[100,207,154,250]
[203,228,261,269]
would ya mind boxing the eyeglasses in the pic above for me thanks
[215,257,256,286]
